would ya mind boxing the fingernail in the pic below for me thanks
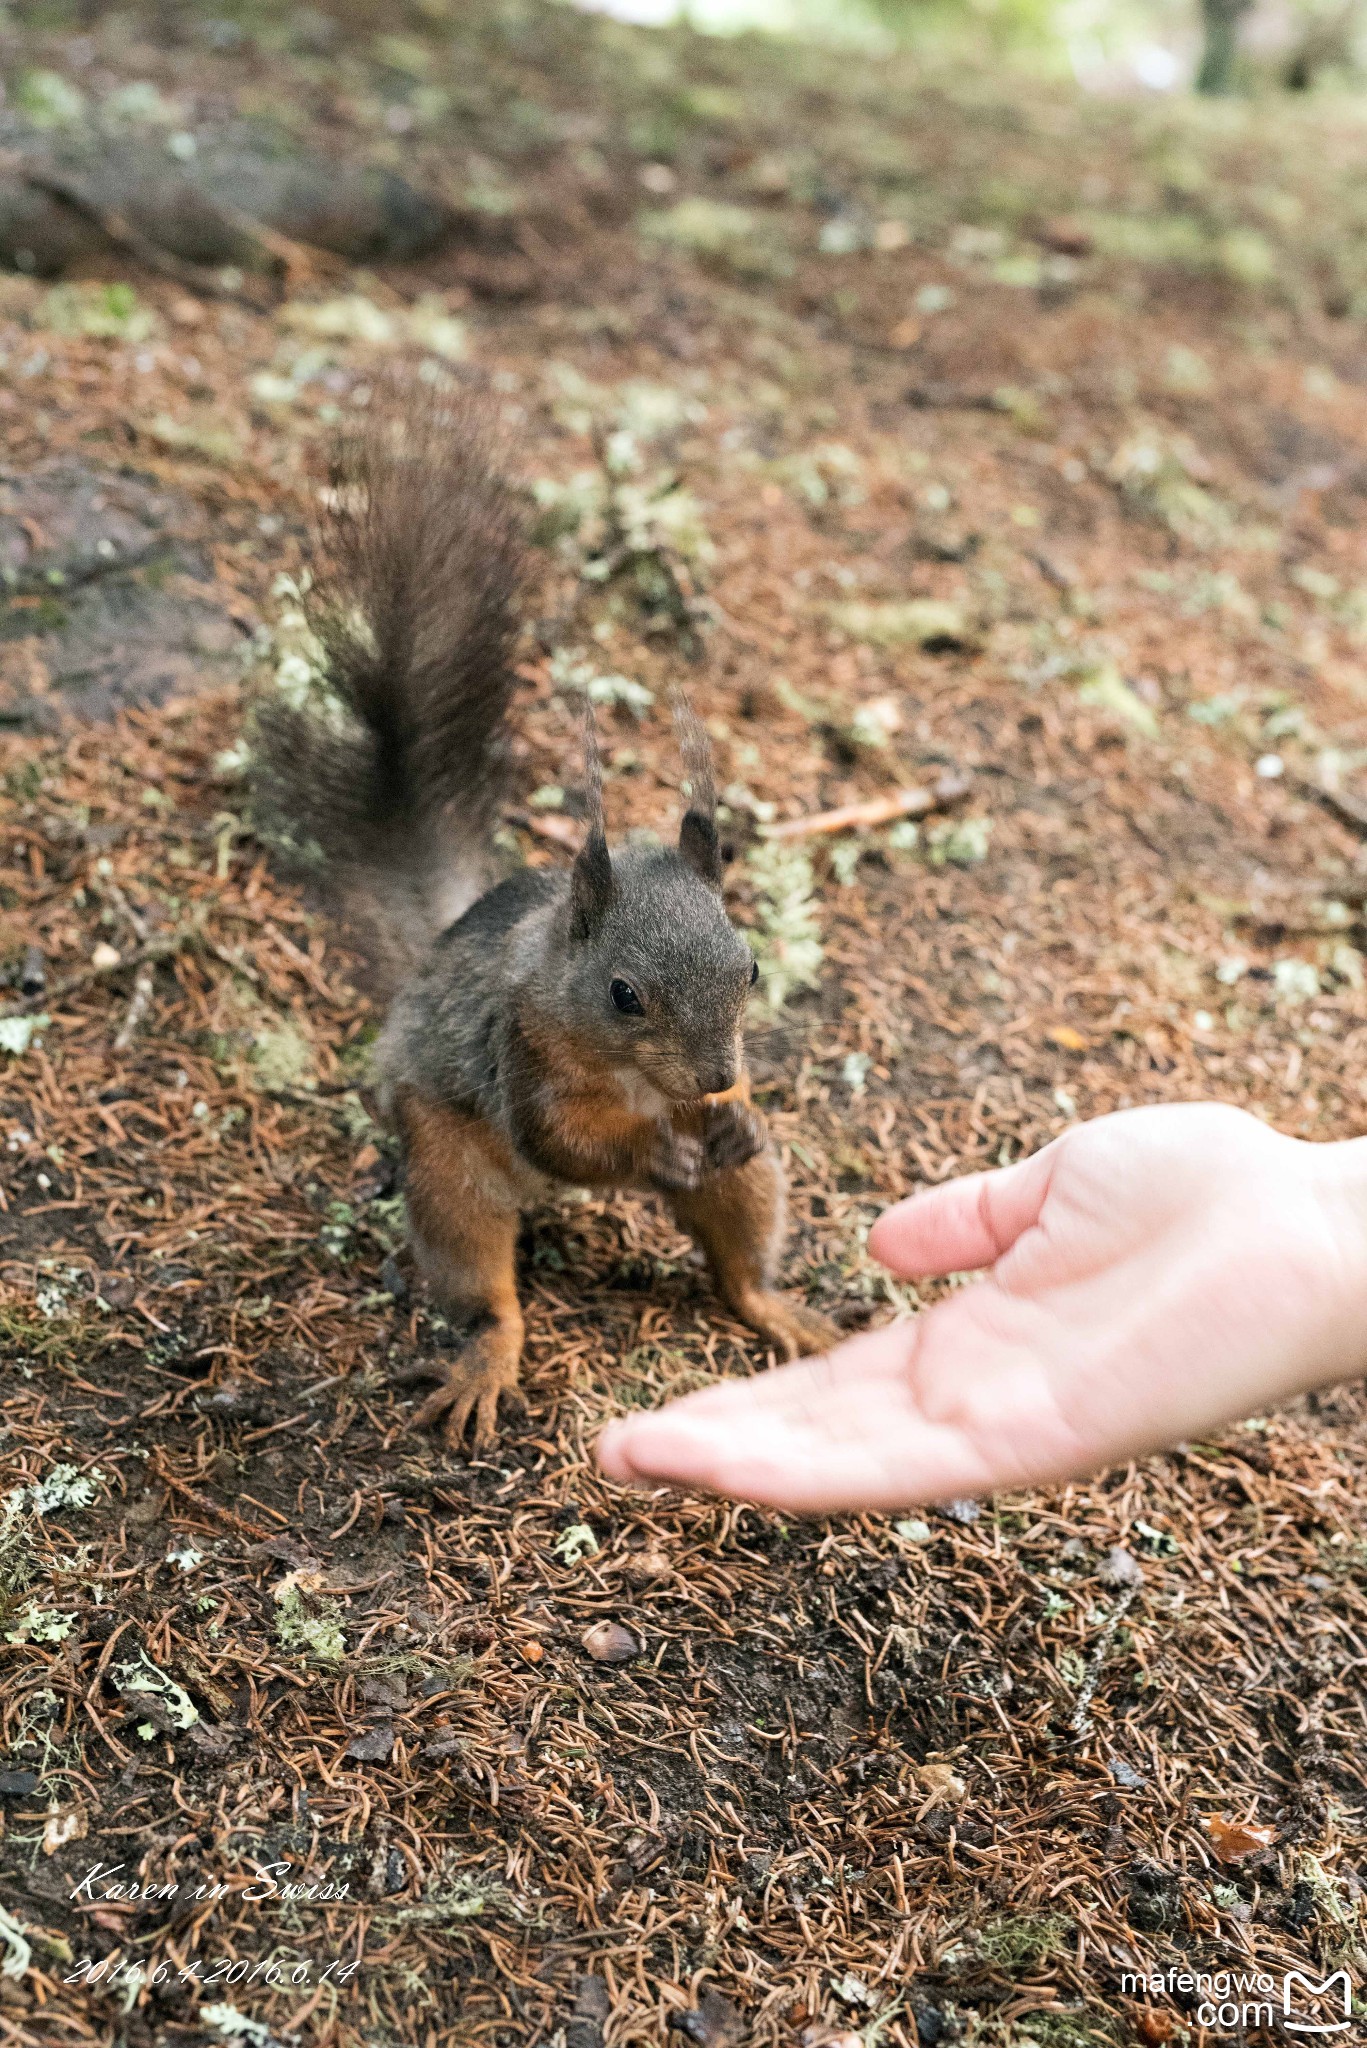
[595,1420,637,1482]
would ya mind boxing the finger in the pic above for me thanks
[869,1140,1060,1278]
[596,1321,995,1512]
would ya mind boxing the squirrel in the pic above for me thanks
[252,399,837,1448]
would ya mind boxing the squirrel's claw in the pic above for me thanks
[702,1100,766,1174]
[651,1106,766,1191]
[738,1293,840,1361]
[400,1332,526,1450]
[649,1122,706,1192]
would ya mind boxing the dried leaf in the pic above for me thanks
[422,1734,464,1760]
[1205,1814,1277,1863]
[360,1673,406,1709]
[915,1762,967,1809]
[1135,2013,1174,2046]
[567,1975,612,2048]
[42,1806,86,1854]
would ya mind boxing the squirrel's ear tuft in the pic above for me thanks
[674,694,723,889]
[570,705,614,940]
[570,830,614,940]
[679,808,723,888]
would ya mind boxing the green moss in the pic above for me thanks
[747,840,823,1010]
[249,1019,315,1093]
[0,1305,102,1366]
[976,1910,1072,1972]
[1017,2010,1122,2048]
[42,281,155,342]
[639,198,794,280]
[828,598,972,649]
[13,68,85,128]
[274,1574,347,1664]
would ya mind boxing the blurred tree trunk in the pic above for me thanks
[1284,1,1360,88]
[1196,0,1253,92]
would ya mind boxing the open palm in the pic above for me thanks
[597,1104,1367,1512]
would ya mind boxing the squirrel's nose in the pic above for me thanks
[699,1062,735,1096]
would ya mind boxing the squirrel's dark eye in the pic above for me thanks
[748,957,759,987]
[610,978,644,1016]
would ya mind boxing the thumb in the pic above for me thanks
[869,1138,1060,1278]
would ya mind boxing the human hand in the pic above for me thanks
[598,1103,1367,1512]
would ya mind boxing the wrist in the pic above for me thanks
[1299,1133,1367,1388]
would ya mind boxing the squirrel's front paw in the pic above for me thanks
[703,1100,767,1174]
[649,1121,705,1192]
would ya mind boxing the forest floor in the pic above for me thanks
[1,5,1365,2047]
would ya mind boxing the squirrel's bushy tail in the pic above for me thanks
[251,397,523,984]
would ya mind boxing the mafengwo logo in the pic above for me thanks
[1283,1967,1353,2035]
[1122,1965,1355,2033]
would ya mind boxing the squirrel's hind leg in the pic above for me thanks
[668,1148,838,1361]
[393,1090,526,1448]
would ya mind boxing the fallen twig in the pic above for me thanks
[764,771,972,841]
[149,1453,275,1541]
[1298,774,1367,837]
[264,919,334,999]
[201,935,262,986]
[207,192,348,290]
[112,963,156,1053]
[24,167,267,303]
[100,873,150,946]
[1,920,258,1024]
[1,931,181,1020]
[1070,1583,1140,1738]
[22,164,343,304]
